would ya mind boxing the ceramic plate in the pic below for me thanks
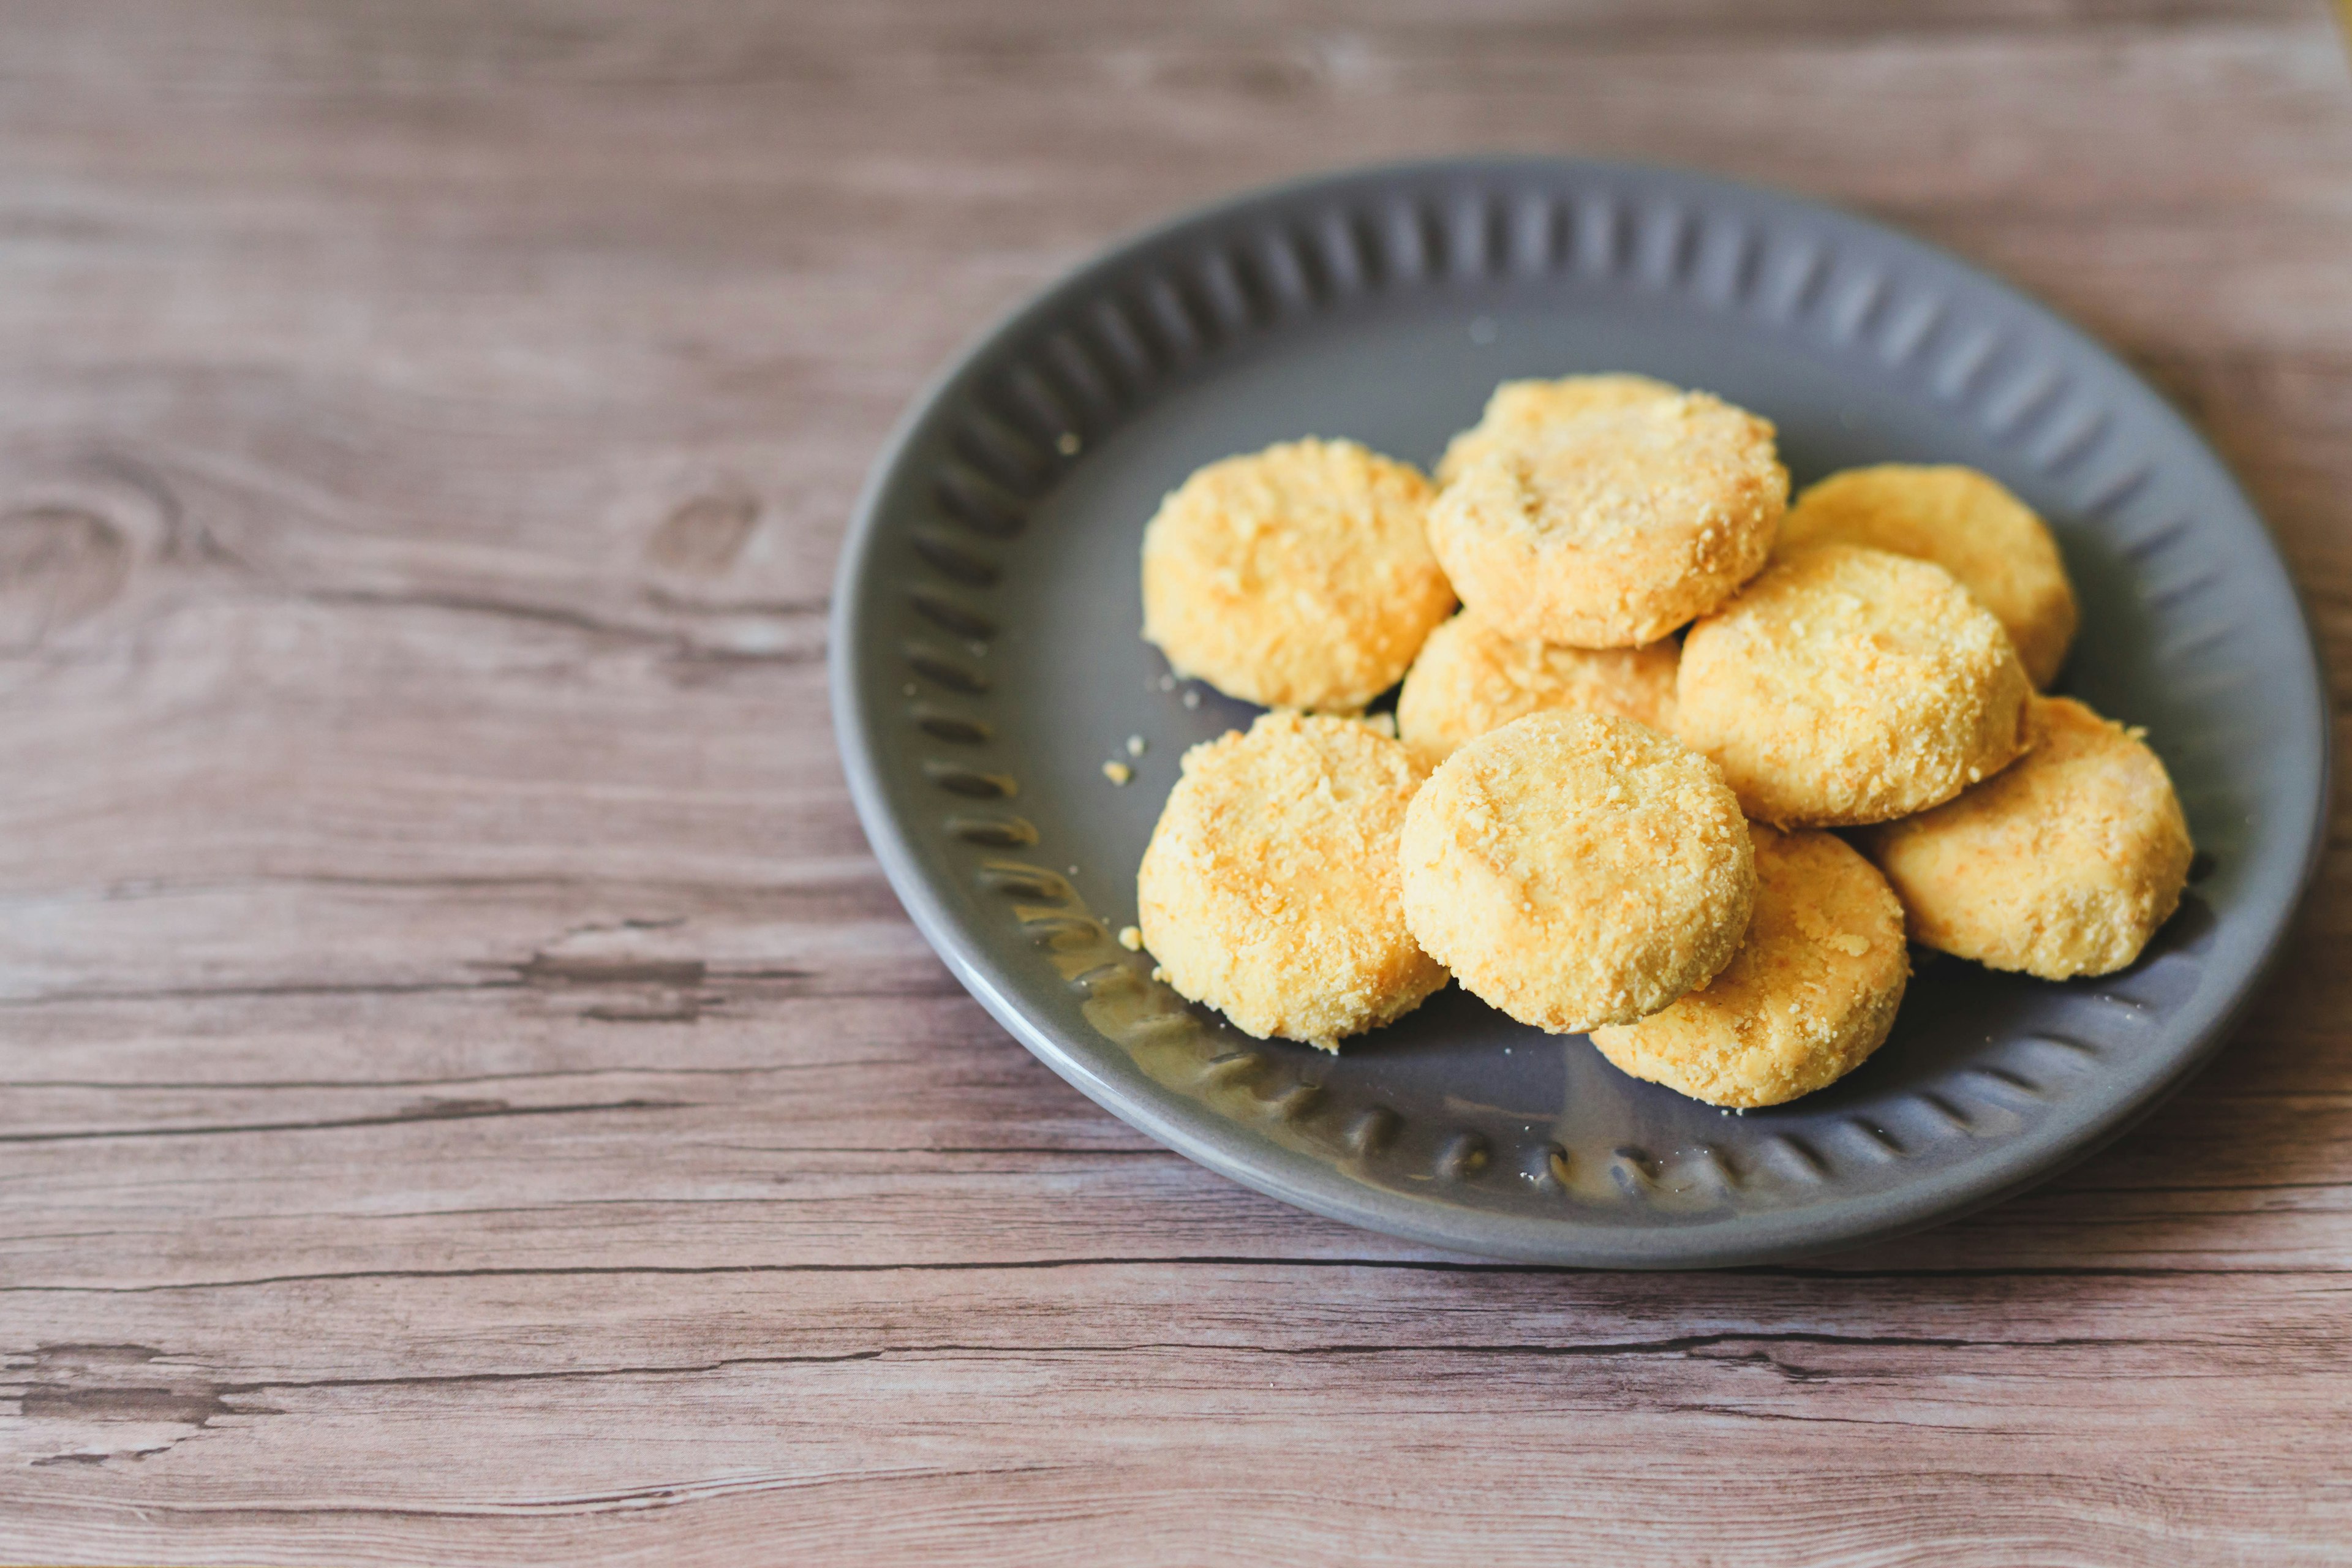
[830,157,2328,1266]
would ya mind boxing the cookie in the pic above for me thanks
[1779,464,2079,687]
[1137,710,1447,1050]
[1675,545,2033,827]
[1426,388,1787,647]
[1860,695,2194,979]
[1590,824,1909,1108]
[1399,709,1755,1033]
[1433,373,1681,488]
[1395,610,1680,766]
[1140,437,1455,711]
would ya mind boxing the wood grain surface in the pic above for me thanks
[3,2,2350,1562]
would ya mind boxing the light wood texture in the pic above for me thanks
[3,2,2350,1562]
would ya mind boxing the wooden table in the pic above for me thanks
[3,3,2349,1562]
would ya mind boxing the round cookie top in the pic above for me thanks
[1433,372,1680,488]
[1779,464,2079,688]
[1426,389,1787,648]
[1141,437,1455,711]
[1675,544,2034,827]
[1398,709,1756,1034]
[1861,695,2195,979]
[1395,610,1679,767]
[1590,824,1909,1108]
[1137,710,1447,1050]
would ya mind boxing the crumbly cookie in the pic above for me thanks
[1137,711,1447,1050]
[1860,695,2194,979]
[1779,464,2079,687]
[1399,709,1755,1033]
[1140,437,1454,711]
[1433,373,1681,488]
[1426,389,1787,647]
[1675,545,2033,827]
[1395,611,1680,766]
[1590,824,1909,1108]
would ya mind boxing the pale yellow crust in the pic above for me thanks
[1140,437,1455,710]
[1398,710,1755,1033]
[1136,711,1448,1050]
[1859,695,2195,979]
[1427,389,1788,648]
[1779,464,2079,687]
[1433,374,1682,488]
[1675,545,2034,827]
[1590,824,1909,1108]
[1395,611,1680,767]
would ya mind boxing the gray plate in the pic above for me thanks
[830,157,2328,1267]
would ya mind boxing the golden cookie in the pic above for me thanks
[1433,373,1681,488]
[1675,545,2033,827]
[1399,710,1755,1033]
[1860,695,2194,979]
[1140,437,1454,710]
[1779,464,2079,687]
[1590,824,1909,1108]
[1395,611,1679,767]
[1137,711,1447,1050]
[1427,389,1787,647]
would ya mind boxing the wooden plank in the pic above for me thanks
[4,1267,2350,1561]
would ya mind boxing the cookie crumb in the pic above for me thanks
[1158,674,1175,692]
[1056,431,1081,456]
[1125,734,1147,757]
[1118,925,1144,951]
[1151,965,1170,984]
[1102,760,1133,785]
[1182,690,1201,709]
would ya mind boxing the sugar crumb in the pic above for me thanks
[1103,760,1133,785]
[1125,734,1147,757]
[1182,690,1201,709]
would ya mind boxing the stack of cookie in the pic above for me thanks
[1132,377,2193,1108]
